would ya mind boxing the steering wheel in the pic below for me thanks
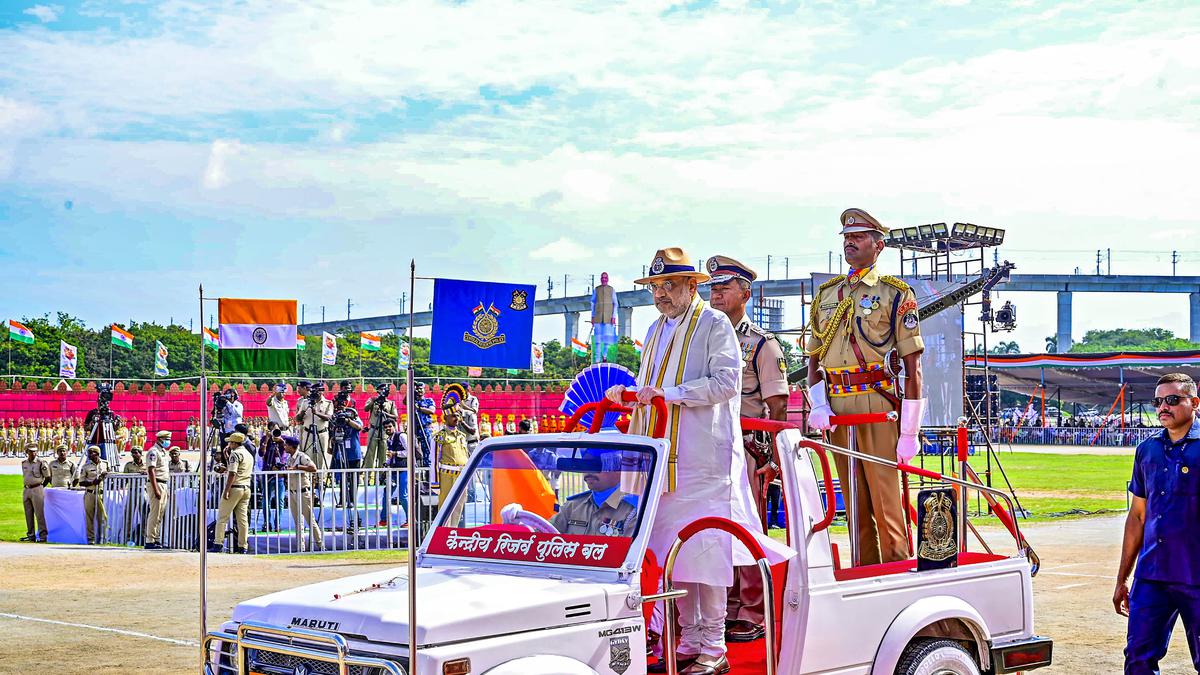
[500,503,558,534]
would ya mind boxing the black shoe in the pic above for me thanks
[144,543,160,550]
[725,620,765,642]
[233,547,247,554]
[207,545,224,553]
[648,654,699,673]
[19,535,36,542]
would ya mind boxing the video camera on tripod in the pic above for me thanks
[305,380,327,403]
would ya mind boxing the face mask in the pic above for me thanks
[160,440,170,448]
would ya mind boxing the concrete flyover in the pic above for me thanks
[299,274,1200,352]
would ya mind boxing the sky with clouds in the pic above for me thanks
[1,0,1198,351]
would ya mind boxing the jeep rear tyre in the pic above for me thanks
[895,638,980,675]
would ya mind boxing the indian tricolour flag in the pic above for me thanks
[218,298,298,373]
[8,320,33,344]
[360,332,381,352]
[111,324,134,350]
[296,335,306,350]
[202,327,219,350]
[634,339,644,355]
[570,337,588,357]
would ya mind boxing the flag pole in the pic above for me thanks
[406,260,419,671]
[198,284,209,671]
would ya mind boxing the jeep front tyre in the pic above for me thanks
[895,638,980,675]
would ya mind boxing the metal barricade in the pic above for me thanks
[102,473,149,547]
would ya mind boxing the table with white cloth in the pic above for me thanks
[44,487,88,545]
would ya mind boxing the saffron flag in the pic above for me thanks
[154,340,169,377]
[531,344,544,374]
[59,340,78,378]
[634,339,643,355]
[398,340,410,367]
[429,278,536,369]
[361,332,381,352]
[111,324,134,350]
[202,327,219,350]
[321,332,338,366]
[296,334,306,350]
[467,366,482,377]
[218,298,298,373]
[570,338,588,357]
[489,449,557,522]
[8,320,34,344]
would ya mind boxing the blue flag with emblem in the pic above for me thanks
[430,278,537,369]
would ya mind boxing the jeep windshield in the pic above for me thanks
[425,440,657,569]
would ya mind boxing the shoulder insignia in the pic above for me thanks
[880,275,911,292]
[817,275,846,292]
[566,490,591,501]
[745,322,775,341]
[621,494,639,508]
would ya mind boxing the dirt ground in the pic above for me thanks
[0,516,1191,674]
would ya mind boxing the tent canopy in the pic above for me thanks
[966,351,1200,406]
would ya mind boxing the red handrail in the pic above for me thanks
[830,411,897,427]
[678,516,767,561]
[562,392,668,439]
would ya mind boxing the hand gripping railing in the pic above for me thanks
[203,620,405,675]
[563,391,668,439]
[661,517,778,675]
[740,417,836,534]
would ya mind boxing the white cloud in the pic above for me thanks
[530,237,593,263]
[22,5,62,23]
[202,139,241,189]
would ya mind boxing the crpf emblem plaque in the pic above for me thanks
[608,636,631,675]
[464,302,506,350]
[916,487,958,571]
[509,289,528,311]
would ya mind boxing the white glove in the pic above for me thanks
[896,398,927,464]
[500,502,524,524]
[807,380,836,431]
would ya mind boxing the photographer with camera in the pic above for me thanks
[266,383,291,432]
[294,381,333,471]
[330,390,364,536]
[84,383,122,462]
[256,422,288,532]
[363,383,398,471]
[216,388,244,439]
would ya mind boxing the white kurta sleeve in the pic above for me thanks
[663,315,740,407]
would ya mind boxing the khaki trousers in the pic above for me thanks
[85,490,107,544]
[829,391,909,566]
[363,432,387,471]
[215,485,250,550]
[145,482,169,544]
[727,447,766,624]
[23,485,47,539]
[299,430,329,470]
[289,488,324,551]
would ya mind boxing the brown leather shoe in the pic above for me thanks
[680,655,731,675]
[647,653,699,673]
[725,619,765,642]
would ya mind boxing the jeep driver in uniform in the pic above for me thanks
[551,452,638,537]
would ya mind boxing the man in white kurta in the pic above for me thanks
[607,247,792,675]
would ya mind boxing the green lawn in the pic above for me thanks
[0,475,28,541]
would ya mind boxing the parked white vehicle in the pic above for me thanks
[205,399,1052,675]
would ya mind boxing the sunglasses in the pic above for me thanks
[1151,394,1193,408]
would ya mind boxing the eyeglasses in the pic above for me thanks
[1151,394,1192,408]
[645,279,679,294]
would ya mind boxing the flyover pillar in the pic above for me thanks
[564,311,580,347]
[618,306,634,339]
[1191,293,1200,343]
[1056,291,1072,353]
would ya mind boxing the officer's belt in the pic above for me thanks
[230,484,250,489]
[438,463,464,474]
[825,365,892,388]
[24,483,44,489]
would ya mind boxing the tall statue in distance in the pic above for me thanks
[590,272,619,363]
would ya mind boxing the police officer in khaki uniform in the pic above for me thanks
[549,452,638,537]
[434,400,471,508]
[168,446,191,473]
[144,430,172,549]
[122,447,147,474]
[806,208,926,567]
[48,444,78,488]
[294,381,333,471]
[706,255,791,643]
[20,445,50,542]
[79,446,109,544]
[210,432,254,553]
[363,384,399,470]
[281,434,325,552]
